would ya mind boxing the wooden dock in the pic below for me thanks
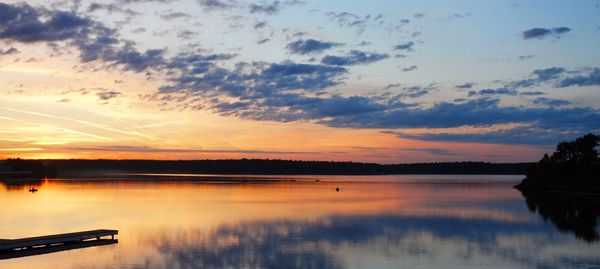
[0,229,118,259]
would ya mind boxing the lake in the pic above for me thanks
[1,175,599,269]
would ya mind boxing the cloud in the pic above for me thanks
[522,27,571,39]
[505,66,600,89]
[3,3,598,146]
[159,11,192,20]
[84,44,167,72]
[533,67,565,81]
[319,98,600,133]
[451,13,471,19]
[254,21,267,29]
[519,91,545,96]
[393,127,560,145]
[456,83,475,89]
[153,54,600,146]
[507,67,565,89]
[257,38,270,44]
[284,0,305,5]
[518,55,535,60]
[468,88,517,97]
[555,67,600,87]
[0,2,168,73]
[118,0,177,3]
[197,0,234,11]
[286,39,343,55]
[131,27,146,33]
[325,11,372,34]
[0,47,18,55]
[87,3,140,17]
[400,85,434,98]
[0,3,92,43]
[96,90,122,101]
[249,1,281,15]
[384,83,400,90]
[401,65,418,72]
[158,60,348,104]
[177,30,198,39]
[532,97,571,107]
[393,42,415,51]
[321,50,388,66]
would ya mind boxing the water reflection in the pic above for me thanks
[521,191,600,242]
[148,213,599,269]
[0,179,43,192]
[0,176,599,269]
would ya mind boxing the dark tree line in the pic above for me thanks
[6,159,532,177]
[2,158,57,178]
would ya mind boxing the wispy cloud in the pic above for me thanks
[3,108,154,141]
[63,145,318,155]
[38,124,114,141]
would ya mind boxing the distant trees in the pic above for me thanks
[4,158,57,178]
[35,159,530,176]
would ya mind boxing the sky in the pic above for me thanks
[0,0,599,163]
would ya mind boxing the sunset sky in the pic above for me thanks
[0,0,599,162]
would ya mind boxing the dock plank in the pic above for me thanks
[0,239,118,260]
[0,230,118,251]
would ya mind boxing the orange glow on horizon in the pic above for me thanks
[0,56,550,163]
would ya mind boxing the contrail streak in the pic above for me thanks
[0,115,24,122]
[39,124,114,141]
[3,108,154,140]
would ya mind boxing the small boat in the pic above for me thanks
[28,187,38,193]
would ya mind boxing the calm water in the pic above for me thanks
[1,175,599,269]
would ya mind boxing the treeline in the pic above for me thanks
[516,133,600,193]
[2,159,57,178]
[33,159,530,177]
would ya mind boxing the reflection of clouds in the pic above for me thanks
[396,206,536,223]
[141,214,600,269]
[149,221,344,269]
[2,181,599,268]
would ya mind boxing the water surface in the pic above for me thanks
[1,175,599,268]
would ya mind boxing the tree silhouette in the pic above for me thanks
[516,133,600,192]
[516,133,600,242]
[550,133,600,164]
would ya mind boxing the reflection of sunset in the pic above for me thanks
[2,178,595,269]
[0,178,522,238]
